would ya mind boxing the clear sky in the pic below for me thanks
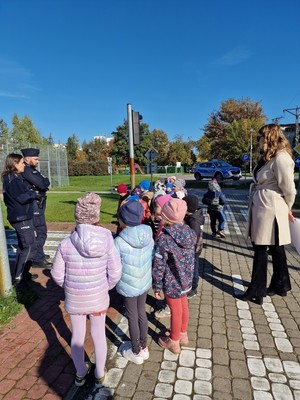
[1,0,299,145]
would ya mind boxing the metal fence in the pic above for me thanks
[0,140,69,188]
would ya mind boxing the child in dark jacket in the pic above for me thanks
[183,195,205,298]
[202,179,226,238]
[152,198,197,354]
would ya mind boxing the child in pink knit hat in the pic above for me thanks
[52,192,122,388]
[152,198,196,354]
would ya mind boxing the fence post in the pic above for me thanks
[0,202,12,296]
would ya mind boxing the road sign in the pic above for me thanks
[147,162,157,174]
[145,148,158,161]
[242,153,250,162]
[295,156,300,168]
[293,144,300,155]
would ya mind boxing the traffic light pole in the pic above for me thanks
[127,103,135,189]
[283,106,299,194]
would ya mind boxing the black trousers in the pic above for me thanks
[247,244,291,297]
[11,219,37,280]
[33,199,48,263]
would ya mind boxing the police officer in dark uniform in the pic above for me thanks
[21,148,52,268]
[1,153,39,284]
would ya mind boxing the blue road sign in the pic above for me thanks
[295,156,300,168]
[242,153,250,162]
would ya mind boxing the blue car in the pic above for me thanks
[194,159,242,181]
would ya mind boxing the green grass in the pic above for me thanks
[0,288,38,327]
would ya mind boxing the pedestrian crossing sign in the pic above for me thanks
[293,144,300,155]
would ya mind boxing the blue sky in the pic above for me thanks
[1,0,299,145]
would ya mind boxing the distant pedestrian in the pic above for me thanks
[1,153,40,285]
[152,198,196,354]
[236,124,296,305]
[114,201,154,364]
[202,179,226,238]
[183,195,205,298]
[51,193,122,387]
[21,148,51,268]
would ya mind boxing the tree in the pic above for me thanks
[10,114,43,146]
[86,138,110,162]
[148,129,170,165]
[166,136,194,166]
[0,119,9,140]
[110,120,130,166]
[66,133,80,160]
[201,97,266,165]
[195,135,211,161]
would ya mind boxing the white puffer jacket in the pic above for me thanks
[51,224,122,314]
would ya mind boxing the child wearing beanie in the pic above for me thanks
[183,195,205,298]
[114,201,154,364]
[152,198,197,354]
[202,179,227,238]
[51,192,122,388]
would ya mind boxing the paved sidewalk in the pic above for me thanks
[1,188,300,399]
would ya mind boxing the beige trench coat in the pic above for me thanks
[246,150,296,246]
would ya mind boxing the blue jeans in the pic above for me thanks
[208,209,225,234]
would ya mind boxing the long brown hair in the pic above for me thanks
[1,153,23,181]
[258,124,293,161]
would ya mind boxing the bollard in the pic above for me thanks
[0,201,12,296]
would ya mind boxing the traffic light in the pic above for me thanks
[132,111,143,145]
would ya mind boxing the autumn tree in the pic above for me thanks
[166,135,194,166]
[201,97,266,166]
[148,129,170,165]
[66,133,80,160]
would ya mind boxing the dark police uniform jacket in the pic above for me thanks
[22,164,50,215]
[2,173,37,223]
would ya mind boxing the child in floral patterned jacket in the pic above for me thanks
[152,198,197,354]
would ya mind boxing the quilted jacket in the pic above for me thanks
[51,224,122,314]
[152,224,196,298]
[114,224,154,297]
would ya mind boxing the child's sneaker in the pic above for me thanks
[95,368,107,388]
[123,348,144,364]
[141,346,150,360]
[187,289,197,299]
[154,305,171,318]
[158,336,181,354]
[75,361,91,387]
[218,230,226,238]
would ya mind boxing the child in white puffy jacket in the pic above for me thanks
[51,193,122,388]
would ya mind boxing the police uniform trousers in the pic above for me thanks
[33,200,48,263]
[11,219,37,280]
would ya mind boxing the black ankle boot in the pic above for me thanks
[235,292,263,305]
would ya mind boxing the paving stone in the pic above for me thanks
[232,378,252,399]
[264,357,283,373]
[173,394,190,400]
[161,361,177,371]
[242,333,257,341]
[269,323,285,332]
[271,383,293,399]
[290,380,300,389]
[163,350,179,361]
[247,358,266,377]
[268,373,287,383]
[177,367,194,380]
[244,340,260,351]
[105,368,124,388]
[240,320,254,328]
[241,327,256,334]
[196,358,212,368]
[154,383,173,398]
[271,331,287,338]
[253,391,273,399]
[193,395,211,400]
[275,338,293,353]
[115,381,137,398]
[174,379,193,395]
[251,376,270,390]
[238,310,252,320]
[282,361,300,378]
[196,349,211,359]
[158,370,176,384]
[193,380,212,395]
[195,367,211,381]
[179,350,195,367]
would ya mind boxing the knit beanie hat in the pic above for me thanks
[156,194,172,208]
[119,200,144,227]
[153,189,166,200]
[161,198,187,224]
[117,184,128,194]
[208,179,221,192]
[183,195,199,213]
[173,180,183,190]
[154,181,166,192]
[168,175,177,182]
[139,179,151,191]
[75,192,101,224]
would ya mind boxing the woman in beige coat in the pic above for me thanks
[236,124,296,304]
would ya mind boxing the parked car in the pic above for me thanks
[194,159,242,181]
